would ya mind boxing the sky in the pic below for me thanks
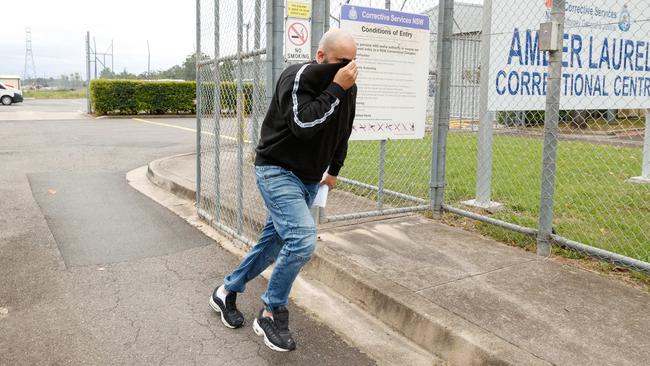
[1,0,484,79]
[1,0,195,79]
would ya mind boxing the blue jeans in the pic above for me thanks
[223,165,320,311]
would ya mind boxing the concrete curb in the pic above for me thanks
[91,114,196,119]
[147,155,552,366]
[146,153,196,201]
[307,248,549,366]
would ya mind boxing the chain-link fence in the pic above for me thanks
[196,0,650,274]
[443,0,650,272]
[196,0,269,246]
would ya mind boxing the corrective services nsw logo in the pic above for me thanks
[348,6,358,20]
[618,4,631,32]
[545,0,552,9]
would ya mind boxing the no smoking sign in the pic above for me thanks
[285,19,311,62]
[288,22,308,46]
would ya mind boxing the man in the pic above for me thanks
[209,28,358,352]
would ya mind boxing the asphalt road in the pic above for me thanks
[0,99,375,365]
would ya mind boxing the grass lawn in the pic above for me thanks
[341,132,650,264]
[23,88,87,99]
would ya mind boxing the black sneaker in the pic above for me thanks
[253,306,296,352]
[209,286,244,329]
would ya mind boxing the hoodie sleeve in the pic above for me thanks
[328,85,356,177]
[278,63,347,140]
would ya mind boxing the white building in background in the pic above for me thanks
[424,2,483,125]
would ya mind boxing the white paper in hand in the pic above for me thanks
[313,184,329,208]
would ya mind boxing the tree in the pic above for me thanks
[82,51,205,82]
[159,65,184,80]
[116,68,138,79]
[220,60,234,81]
[182,52,210,81]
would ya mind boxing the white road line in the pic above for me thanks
[131,118,252,144]
[132,118,198,133]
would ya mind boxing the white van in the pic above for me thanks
[0,81,23,105]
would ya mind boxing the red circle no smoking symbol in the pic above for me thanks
[288,22,308,46]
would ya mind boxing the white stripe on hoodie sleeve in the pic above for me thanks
[291,64,340,128]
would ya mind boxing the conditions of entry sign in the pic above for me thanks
[341,5,430,140]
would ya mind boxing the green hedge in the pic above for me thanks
[201,82,256,115]
[136,81,195,114]
[90,79,260,115]
[497,110,571,127]
[90,80,195,115]
[90,80,139,115]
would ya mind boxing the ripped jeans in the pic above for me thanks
[223,165,320,311]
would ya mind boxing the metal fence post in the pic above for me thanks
[324,0,330,32]
[377,0,391,211]
[252,0,265,150]
[85,31,92,114]
[378,140,386,210]
[311,0,326,57]
[642,109,650,180]
[630,109,650,183]
[236,0,245,234]
[195,0,202,210]
[213,0,222,221]
[537,0,566,257]
[267,0,285,106]
[430,0,454,215]
[309,0,329,223]
[464,0,503,211]
[266,1,273,106]
[252,0,262,149]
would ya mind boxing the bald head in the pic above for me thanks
[319,29,355,52]
[316,29,357,64]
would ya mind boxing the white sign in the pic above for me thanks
[489,0,650,111]
[285,19,311,63]
[341,5,430,140]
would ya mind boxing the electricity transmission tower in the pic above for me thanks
[24,28,37,82]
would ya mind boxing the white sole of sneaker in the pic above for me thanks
[253,318,291,352]
[208,296,238,329]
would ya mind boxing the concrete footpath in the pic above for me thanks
[142,153,650,366]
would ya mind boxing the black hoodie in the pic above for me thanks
[254,61,357,183]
